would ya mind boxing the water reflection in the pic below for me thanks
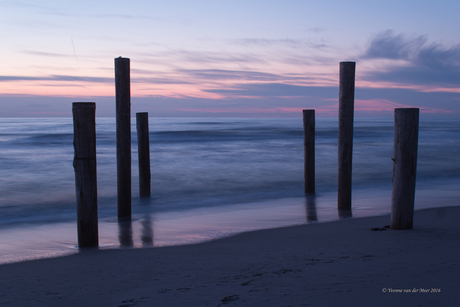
[141,214,153,246]
[118,220,133,247]
[117,213,154,247]
[338,209,353,219]
[305,196,318,222]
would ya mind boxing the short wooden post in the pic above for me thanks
[72,102,98,247]
[136,112,151,198]
[115,57,132,220]
[338,61,356,211]
[391,108,419,230]
[303,110,315,195]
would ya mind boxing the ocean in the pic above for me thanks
[0,116,459,263]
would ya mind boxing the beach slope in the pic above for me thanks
[0,206,458,306]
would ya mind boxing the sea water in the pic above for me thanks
[0,117,458,263]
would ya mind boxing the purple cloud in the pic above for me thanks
[362,30,460,87]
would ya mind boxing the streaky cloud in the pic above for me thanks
[49,75,112,82]
[0,74,191,85]
[132,77,192,85]
[202,82,459,114]
[179,69,285,82]
[1,88,458,118]
[204,83,337,97]
[177,50,265,64]
[362,30,460,87]
[21,50,70,58]
[0,75,112,83]
[363,30,427,60]
[417,44,460,71]
[230,38,328,49]
[356,87,460,111]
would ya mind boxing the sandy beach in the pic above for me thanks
[0,205,458,306]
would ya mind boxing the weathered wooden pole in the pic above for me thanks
[115,57,131,220]
[136,112,151,198]
[72,102,98,247]
[391,108,419,230]
[303,109,315,195]
[338,61,356,211]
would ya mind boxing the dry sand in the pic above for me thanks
[0,206,458,307]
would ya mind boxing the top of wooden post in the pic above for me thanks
[395,108,420,112]
[72,102,95,108]
[115,56,130,62]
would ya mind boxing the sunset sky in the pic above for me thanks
[1,0,459,117]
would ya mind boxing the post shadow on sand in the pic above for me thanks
[305,196,318,223]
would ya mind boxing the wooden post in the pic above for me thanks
[391,108,419,230]
[303,110,315,195]
[136,112,151,198]
[115,57,131,220]
[338,61,356,211]
[72,102,98,248]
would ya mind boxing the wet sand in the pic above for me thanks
[0,206,458,306]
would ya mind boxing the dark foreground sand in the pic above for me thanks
[0,206,458,307]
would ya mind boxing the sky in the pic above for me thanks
[1,0,459,117]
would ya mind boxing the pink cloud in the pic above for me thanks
[176,97,454,117]
[175,106,338,116]
[355,99,453,114]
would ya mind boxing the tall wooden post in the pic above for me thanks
[391,108,419,230]
[115,57,131,220]
[338,61,356,211]
[303,110,315,195]
[136,112,151,198]
[72,102,98,248]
